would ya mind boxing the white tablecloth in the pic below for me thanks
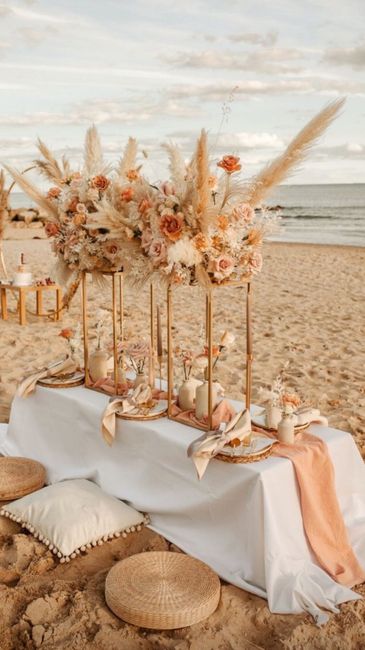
[2,385,365,623]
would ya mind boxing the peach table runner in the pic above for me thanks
[271,430,365,588]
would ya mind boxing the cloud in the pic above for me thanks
[164,47,305,74]
[165,130,285,154]
[228,31,278,46]
[0,98,201,127]
[323,43,365,69]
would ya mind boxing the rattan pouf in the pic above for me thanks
[105,551,221,629]
[0,457,46,500]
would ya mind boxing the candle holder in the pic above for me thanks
[167,280,253,432]
[81,269,167,420]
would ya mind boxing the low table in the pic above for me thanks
[0,283,62,325]
[1,385,365,623]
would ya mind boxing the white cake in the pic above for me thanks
[13,263,33,286]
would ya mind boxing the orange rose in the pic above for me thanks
[282,392,301,408]
[47,186,61,199]
[45,222,59,237]
[160,212,184,241]
[121,187,134,202]
[68,196,79,213]
[126,169,140,182]
[59,327,74,340]
[217,155,241,174]
[90,175,110,191]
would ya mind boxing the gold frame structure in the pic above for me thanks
[82,270,156,397]
[167,281,253,432]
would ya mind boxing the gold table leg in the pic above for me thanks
[0,288,8,320]
[36,288,43,316]
[56,288,62,321]
[19,288,26,326]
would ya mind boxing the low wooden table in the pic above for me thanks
[0,283,62,325]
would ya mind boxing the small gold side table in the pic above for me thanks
[0,283,62,325]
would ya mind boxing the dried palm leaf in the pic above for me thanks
[118,137,138,179]
[243,98,345,207]
[83,125,104,177]
[4,165,59,220]
[34,138,64,186]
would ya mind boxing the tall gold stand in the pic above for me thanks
[167,281,253,432]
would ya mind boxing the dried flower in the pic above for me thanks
[47,187,61,199]
[246,229,263,247]
[90,175,110,191]
[73,213,86,226]
[193,354,209,370]
[193,233,209,252]
[247,251,263,273]
[138,198,152,215]
[220,330,235,348]
[148,239,167,265]
[217,215,229,231]
[209,254,235,281]
[126,169,140,182]
[59,327,74,340]
[68,196,79,213]
[282,392,301,408]
[45,222,59,237]
[233,203,254,224]
[217,155,241,174]
[160,212,184,242]
[121,187,134,202]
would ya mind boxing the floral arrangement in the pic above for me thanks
[125,340,150,375]
[175,329,235,381]
[259,368,302,413]
[6,99,344,299]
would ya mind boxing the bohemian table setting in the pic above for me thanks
[1,384,365,625]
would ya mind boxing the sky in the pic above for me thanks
[0,0,364,186]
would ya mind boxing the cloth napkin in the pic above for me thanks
[188,408,252,479]
[101,384,154,446]
[294,406,328,427]
[270,430,365,588]
[17,357,77,398]
[172,398,236,431]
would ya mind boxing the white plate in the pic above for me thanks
[219,436,276,457]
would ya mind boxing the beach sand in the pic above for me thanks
[0,237,364,649]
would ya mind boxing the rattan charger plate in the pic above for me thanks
[0,457,46,500]
[216,437,276,464]
[105,551,221,629]
[37,370,85,389]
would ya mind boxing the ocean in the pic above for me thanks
[267,183,365,247]
[9,183,365,247]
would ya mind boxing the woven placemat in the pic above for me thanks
[105,551,221,629]
[0,457,46,500]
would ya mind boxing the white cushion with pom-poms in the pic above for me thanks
[0,479,148,562]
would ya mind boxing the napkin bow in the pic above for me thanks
[188,409,252,479]
[101,383,153,446]
[16,356,78,398]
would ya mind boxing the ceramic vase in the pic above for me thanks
[178,378,202,411]
[89,349,109,382]
[195,380,218,421]
[277,412,295,444]
[133,371,146,388]
[265,404,282,430]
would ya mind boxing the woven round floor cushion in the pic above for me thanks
[0,457,46,500]
[105,551,221,629]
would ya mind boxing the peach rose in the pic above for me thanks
[233,203,254,224]
[105,242,119,256]
[160,212,184,241]
[148,239,167,265]
[282,392,301,408]
[90,175,110,191]
[47,186,61,199]
[217,155,241,174]
[121,187,134,202]
[45,222,59,237]
[210,254,235,281]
